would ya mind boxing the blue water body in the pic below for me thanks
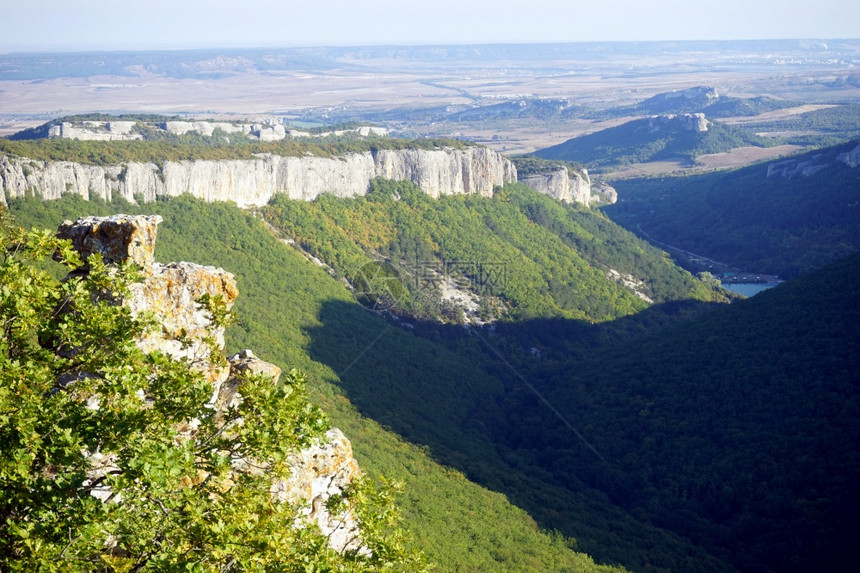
[724,282,781,297]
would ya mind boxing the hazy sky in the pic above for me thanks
[2,0,857,52]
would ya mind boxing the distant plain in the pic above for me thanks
[2,41,858,171]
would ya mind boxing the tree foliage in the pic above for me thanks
[0,135,472,166]
[0,208,426,572]
[263,181,724,325]
[6,193,638,572]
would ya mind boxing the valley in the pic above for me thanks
[2,39,859,572]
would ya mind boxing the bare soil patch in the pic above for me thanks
[696,145,805,169]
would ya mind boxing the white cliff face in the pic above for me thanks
[519,166,617,206]
[46,119,388,142]
[374,146,515,198]
[47,121,142,141]
[519,167,591,205]
[1,147,516,207]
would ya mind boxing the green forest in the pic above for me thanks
[5,182,858,572]
[261,180,724,324]
[0,133,471,166]
[739,103,860,145]
[5,193,634,572]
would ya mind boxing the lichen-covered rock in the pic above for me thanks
[215,349,282,410]
[272,428,364,554]
[56,214,162,268]
[57,215,237,385]
[127,261,238,385]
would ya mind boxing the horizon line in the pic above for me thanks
[2,37,858,56]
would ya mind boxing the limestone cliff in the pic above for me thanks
[1,147,516,207]
[519,166,617,205]
[519,167,592,205]
[57,214,363,552]
[48,121,143,141]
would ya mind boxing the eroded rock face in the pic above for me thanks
[837,144,860,168]
[215,349,282,411]
[767,144,860,179]
[128,261,238,386]
[272,428,364,554]
[519,166,616,205]
[58,215,364,550]
[519,167,591,205]
[57,214,162,267]
[47,121,142,141]
[647,113,710,133]
[1,146,516,207]
[593,181,618,204]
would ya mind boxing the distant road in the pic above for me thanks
[635,224,738,271]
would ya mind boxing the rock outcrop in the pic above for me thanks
[1,147,516,207]
[57,214,363,551]
[837,143,860,168]
[519,166,617,205]
[48,121,142,141]
[647,113,710,133]
[519,167,591,204]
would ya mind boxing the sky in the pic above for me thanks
[1,0,858,52]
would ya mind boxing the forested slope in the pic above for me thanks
[13,186,855,572]
[534,119,772,169]
[6,194,637,572]
[8,191,730,572]
[260,180,724,324]
[504,252,860,572]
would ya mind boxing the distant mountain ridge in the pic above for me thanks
[533,113,772,169]
[3,40,856,81]
[600,85,798,118]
